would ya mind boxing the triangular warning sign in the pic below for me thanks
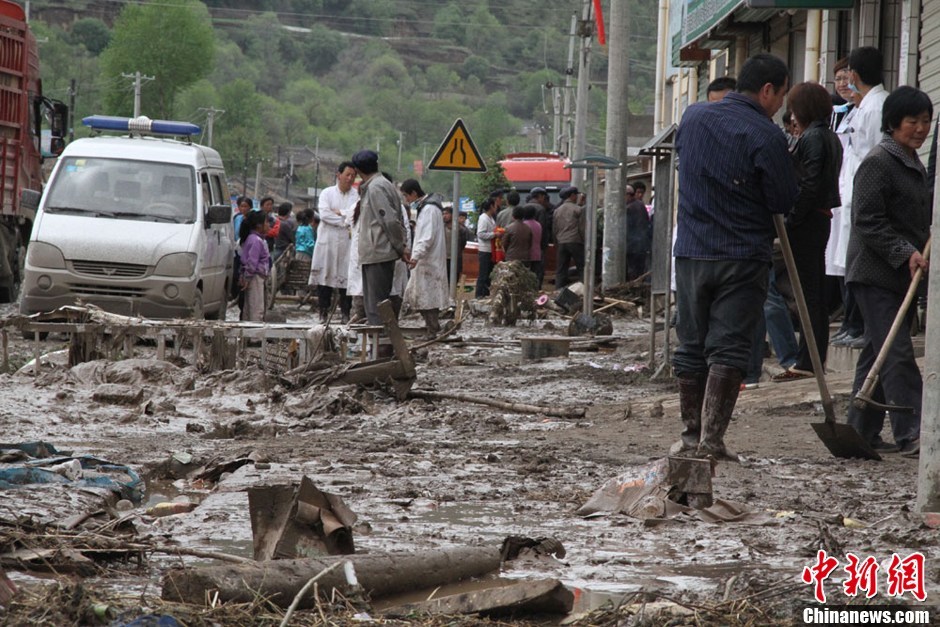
[428,119,487,172]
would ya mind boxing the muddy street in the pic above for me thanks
[0,300,935,625]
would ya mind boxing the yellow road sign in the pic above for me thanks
[428,119,487,172]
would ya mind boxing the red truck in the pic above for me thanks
[0,0,67,301]
[498,152,572,206]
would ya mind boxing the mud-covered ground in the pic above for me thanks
[0,298,936,625]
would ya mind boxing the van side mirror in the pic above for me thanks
[21,189,41,212]
[206,204,232,227]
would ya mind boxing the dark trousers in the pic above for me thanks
[362,260,396,325]
[232,253,245,319]
[446,256,464,285]
[627,252,648,281]
[317,284,351,318]
[555,242,585,289]
[673,257,769,376]
[846,283,921,447]
[535,248,547,287]
[475,251,494,297]
[788,213,830,372]
[839,276,865,336]
[530,259,544,287]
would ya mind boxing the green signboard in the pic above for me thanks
[682,0,855,50]
[683,0,740,46]
[746,0,853,6]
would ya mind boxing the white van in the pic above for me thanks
[19,116,234,319]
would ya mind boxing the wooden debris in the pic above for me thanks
[381,578,574,618]
[161,546,503,609]
[520,336,571,361]
[408,389,585,418]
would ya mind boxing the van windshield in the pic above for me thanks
[44,158,196,223]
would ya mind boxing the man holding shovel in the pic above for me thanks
[671,54,798,461]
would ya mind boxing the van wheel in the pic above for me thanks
[207,290,227,320]
[191,288,205,319]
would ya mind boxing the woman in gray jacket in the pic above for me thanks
[845,86,932,457]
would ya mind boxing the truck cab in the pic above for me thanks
[19,116,234,319]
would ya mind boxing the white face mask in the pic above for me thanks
[848,82,861,95]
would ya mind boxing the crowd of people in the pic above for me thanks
[673,47,931,461]
[229,150,657,333]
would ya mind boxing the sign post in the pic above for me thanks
[427,119,487,299]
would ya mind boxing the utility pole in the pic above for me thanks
[602,0,630,289]
[198,107,224,147]
[396,131,403,173]
[121,71,154,117]
[560,12,578,156]
[285,153,293,198]
[67,79,76,143]
[242,145,249,196]
[571,0,593,188]
[550,82,562,153]
[918,169,940,512]
[254,161,262,201]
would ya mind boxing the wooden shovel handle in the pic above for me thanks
[773,214,836,424]
[855,237,931,404]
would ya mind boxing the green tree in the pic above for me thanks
[432,4,464,44]
[467,142,509,207]
[99,0,215,118]
[461,55,490,82]
[70,18,111,55]
[213,78,265,169]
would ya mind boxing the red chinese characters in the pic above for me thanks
[802,551,927,603]
[843,553,879,598]
[802,549,840,603]
[885,552,926,602]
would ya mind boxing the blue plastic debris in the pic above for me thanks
[110,614,182,627]
[0,455,143,504]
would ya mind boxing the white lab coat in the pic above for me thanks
[309,184,358,288]
[392,205,412,297]
[825,86,887,277]
[346,210,363,297]
[404,202,448,311]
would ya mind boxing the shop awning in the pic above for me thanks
[674,0,854,66]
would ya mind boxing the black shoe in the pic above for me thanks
[846,335,867,349]
[900,439,920,457]
[871,438,900,454]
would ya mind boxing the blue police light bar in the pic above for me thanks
[82,115,201,137]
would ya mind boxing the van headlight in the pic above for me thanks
[27,241,66,269]
[154,252,196,277]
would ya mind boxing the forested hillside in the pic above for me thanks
[29,0,656,196]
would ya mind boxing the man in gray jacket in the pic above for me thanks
[552,185,584,289]
[353,150,409,325]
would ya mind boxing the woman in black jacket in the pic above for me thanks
[844,86,932,456]
[773,82,843,382]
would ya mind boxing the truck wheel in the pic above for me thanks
[191,288,205,320]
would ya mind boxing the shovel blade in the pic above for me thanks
[812,422,882,461]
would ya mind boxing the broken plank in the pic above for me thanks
[381,578,574,618]
[161,547,502,609]
[408,389,585,419]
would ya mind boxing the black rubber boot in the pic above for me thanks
[697,364,743,462]
[670,372,707,455]
[421,309,441,338]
